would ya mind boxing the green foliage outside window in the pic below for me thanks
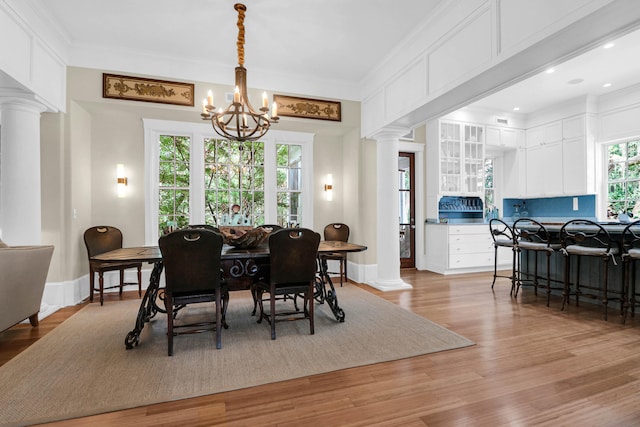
[158,135,303,233]
[158,135,190,235]
[607,140,640,219]
[205,139,265,226]
[484,158,495,218]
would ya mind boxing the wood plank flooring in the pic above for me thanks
[2,270,640,426]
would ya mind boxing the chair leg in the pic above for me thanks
[339,259,344,287]
[98,272,105,306]
[215,289,222,349]
[308,282,314,335]
[137,266,142,297]
[119,269,125,295]
[89,270,95,303]
[270,286,276,340]
[343,257,347,285]
[164,293,174,356]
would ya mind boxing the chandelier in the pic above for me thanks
[201,3,278,142]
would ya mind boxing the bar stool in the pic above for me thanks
[489,219,516,293]
[512,218,561,306]
[621,220,640,323]
[560,219,620,321]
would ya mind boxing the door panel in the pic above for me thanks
[399,152,415,268]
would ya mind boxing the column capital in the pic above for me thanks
[369,126,411,143]
[0,95,48,115]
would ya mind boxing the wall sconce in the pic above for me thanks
[324,174,333,201]
[117,163,128,198]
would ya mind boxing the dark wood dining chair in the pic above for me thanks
[321,223,350,286]
[159,228,229,356]
[84,226,142,306]
[255,228,320,340]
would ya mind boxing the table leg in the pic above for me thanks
[125,261,164,349]
[316,255,345,322]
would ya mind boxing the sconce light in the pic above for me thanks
[324,174,333,201]
[117,163,128,198]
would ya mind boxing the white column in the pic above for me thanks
[0,98,47,245]
[368,128,412,291]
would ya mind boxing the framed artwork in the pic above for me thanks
[103,73,195,106]
[273,95,341,122]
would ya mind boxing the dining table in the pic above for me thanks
[91,240,367,349]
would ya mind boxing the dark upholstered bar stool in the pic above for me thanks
[489,219,516,293]
[512,218,561,306]
[621,220,640,323]
[560,219,620,321]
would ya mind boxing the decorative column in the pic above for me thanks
[369,128,412,291]
[0,98,47,245]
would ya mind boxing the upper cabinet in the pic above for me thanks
[525,120,562,148]
[437,121,484,196]
[522,114,595,198]
[486,126,522,150]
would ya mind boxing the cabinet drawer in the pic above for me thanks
[449,241,493,255]
[449,233,492,246]
[449,252,494,268]
[448,225,488,235]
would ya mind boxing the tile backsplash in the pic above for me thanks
[503,195,596,220]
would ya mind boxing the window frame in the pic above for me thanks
[603,137,640,220]
[143,119,314,245]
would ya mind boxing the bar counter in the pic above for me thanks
[515,221,629,306]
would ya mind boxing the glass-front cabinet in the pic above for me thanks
[439,121,484,195]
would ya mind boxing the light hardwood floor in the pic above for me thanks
[2,270,639,426]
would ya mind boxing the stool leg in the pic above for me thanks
[562,253,570,311]
[575,256,582,308]
[492,244,498,289]
[602,256,609,321]
[632,260,637,319]
[546,251,552,307]
[533,251,539,296]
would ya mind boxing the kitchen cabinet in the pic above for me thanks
[525,120,562,148]
[438,121,484,195]
[525,141,563,197]
[562,115,585,140]
[425,223,511,274]
[561,114,594,195]
[486,126,520,151]
[503,148,527,198]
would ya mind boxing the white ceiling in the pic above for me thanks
[20,1,640,116]
[32,0,444,100]
[470,28,640,116]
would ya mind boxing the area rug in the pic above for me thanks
[0,284,473,426]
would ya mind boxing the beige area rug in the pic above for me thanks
[0,284,473,426]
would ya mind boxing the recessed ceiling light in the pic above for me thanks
[513,107,520,111]
[604,42,615,49]
[603,83,612,88]
[568,78,584,85]
[545,68,555,74]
